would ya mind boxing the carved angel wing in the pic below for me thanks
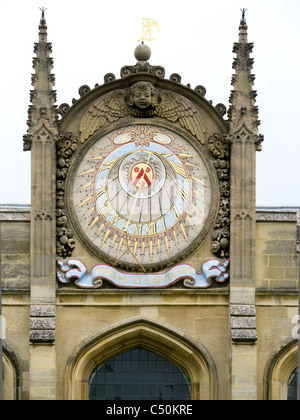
[79,90,129,143]
[155,91,206,145]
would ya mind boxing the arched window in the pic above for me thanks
[88,347,191,400]
[64,317,218,400]
[287,369,297,401]
[2,346,20,400]
[265,341,297,400]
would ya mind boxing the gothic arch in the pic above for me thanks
[264,339,297,400]
[2,343,21,400]
[64,317,218,400]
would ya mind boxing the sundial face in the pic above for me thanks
[70,125,213,271]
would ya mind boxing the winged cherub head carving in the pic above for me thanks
[79,83,205,144]
[128,82,158,114]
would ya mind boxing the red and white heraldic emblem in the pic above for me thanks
[130,163,154,190]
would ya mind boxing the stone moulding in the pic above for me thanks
[256,210,298,223]
[120,63,165,79]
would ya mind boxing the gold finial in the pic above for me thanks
[138,18,160,43]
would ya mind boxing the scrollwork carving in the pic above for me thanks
[78,85,91,97]
[120,63,165,78]
[215,103,227,117]
[194,85,206,97]
[104,73,116,83]
[170,73,182,83]
[120,65,136,77]
[208,133,230,159]
[58,103,70,116]
[149,66,165,78]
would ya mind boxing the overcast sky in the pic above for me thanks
[1,0,299,207]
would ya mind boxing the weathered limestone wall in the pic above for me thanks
[256,209,298,400]
[256,210,299,290]
[55,290,230,400]
[0,207,31,400]
[0,207,299,400]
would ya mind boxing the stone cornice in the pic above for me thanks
[2,207,299,223]
[256,209,299,222]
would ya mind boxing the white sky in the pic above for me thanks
[0,0,299,207]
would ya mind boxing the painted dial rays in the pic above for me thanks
[72,125,212,270]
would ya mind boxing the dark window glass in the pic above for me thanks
[88,347,191,400]
[287,369,297,400]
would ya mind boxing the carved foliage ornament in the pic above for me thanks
[79,82,206,145]
[208,133,231,259]
[56,133,78,258]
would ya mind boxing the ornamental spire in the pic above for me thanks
[228,9,263,151]
[23,8,58,151]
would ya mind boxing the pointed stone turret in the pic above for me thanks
[23,8,58,150]
[228,10,263,401]
[24,9,57,400]
[228,9,263,150]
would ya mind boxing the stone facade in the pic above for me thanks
[1,11,299,401]
[1,206,299,400]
